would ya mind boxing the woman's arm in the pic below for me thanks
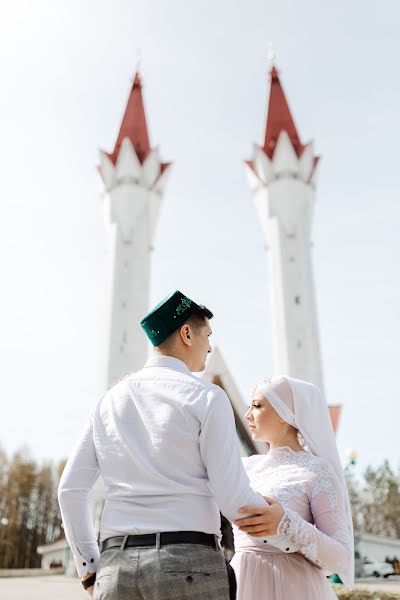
[277,461,351,574]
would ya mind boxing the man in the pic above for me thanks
[58,290,284,599]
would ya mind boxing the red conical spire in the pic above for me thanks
[263,66,304,159]
[107,72,151,165]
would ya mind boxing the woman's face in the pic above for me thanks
[244,390,284,442]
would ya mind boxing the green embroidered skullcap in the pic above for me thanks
[140,290,209,346]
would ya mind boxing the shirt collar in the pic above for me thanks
[144,354,191,375]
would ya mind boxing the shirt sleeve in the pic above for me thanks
[199,386,268,522]
[277,460,351,574]
[58,413,100,577]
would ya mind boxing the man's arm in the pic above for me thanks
[199,386,268,522]
[58,413,100,579]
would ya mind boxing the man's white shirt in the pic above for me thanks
[58,355,267,576]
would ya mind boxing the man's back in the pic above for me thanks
[96,355,222,539]
[59,354,266,572]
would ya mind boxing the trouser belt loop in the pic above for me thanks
[120,535,129,551]
[156,532,161,550]
[214,534,220,551]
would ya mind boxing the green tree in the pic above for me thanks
[360,460,400,537]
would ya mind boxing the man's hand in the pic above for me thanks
[233,496,285,537]
[81,572,96,598]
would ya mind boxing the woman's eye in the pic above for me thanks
[252,403,261,408]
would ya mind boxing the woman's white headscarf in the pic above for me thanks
[257,376,354,589]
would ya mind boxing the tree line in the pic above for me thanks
[0,447,65,569]
[345,459,400,538]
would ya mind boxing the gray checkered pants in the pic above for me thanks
[93,543,234,600]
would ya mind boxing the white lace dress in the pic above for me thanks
[230,447,351,599]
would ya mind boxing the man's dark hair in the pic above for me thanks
[156,304,213,349]
[185,304,213,328]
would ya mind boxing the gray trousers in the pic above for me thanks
[93,543,235,600]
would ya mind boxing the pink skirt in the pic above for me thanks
[230,549,338,600]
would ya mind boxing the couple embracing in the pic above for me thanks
[59,291,354,599]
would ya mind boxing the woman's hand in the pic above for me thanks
[233,496,285,537]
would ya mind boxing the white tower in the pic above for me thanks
[99,73,170,388]
[246,66,324,392]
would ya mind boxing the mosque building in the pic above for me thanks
[96,64,341,445]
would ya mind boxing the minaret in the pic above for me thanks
[99,72,170,388]
[245,65,323,392]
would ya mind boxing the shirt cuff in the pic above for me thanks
[73,545,100,577]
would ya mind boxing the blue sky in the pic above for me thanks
[1,0,399,474]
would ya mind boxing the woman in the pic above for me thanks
[230,376,354,599]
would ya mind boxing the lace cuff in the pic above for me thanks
[277,507,328,569]
[277,507,294,537]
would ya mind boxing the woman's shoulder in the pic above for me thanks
[300,454,340,491]
[300,452,332,472]
[308,453,337,471]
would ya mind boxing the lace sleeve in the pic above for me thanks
[277,460,351,573]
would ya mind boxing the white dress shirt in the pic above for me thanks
[58,355,268,576]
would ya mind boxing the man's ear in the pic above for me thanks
[180,324,192,347]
